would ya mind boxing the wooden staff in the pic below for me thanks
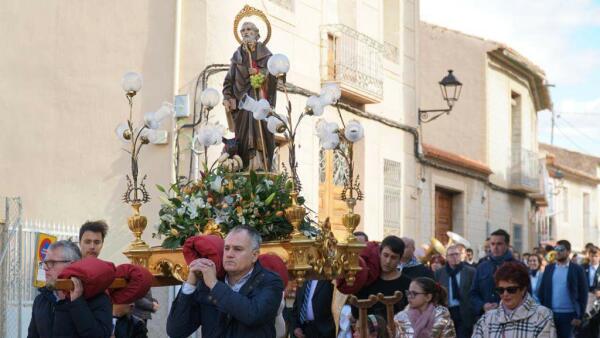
[244,42,270,172]
[50,277,167,291]
[348,294,379,338]
[378,291,403,336]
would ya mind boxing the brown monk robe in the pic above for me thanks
[222,39,277,172]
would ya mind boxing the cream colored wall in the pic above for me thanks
[1,0,419,261]
[418,23,488,163]
[486,64,539,188]
[553,178,600,251]
[0,0,177,264]
[418,166,531,255]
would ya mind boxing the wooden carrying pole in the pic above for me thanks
[348,291,404,338]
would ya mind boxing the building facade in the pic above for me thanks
[417,23,552,255]
[540,143,600,251]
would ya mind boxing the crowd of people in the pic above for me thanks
[27,221,600,338]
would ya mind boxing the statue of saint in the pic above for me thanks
[222,21,277,172]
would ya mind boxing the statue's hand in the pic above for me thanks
[248,67,258,75]
[223,98,236,113]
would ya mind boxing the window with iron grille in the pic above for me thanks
[512,224,523,254]
[384,160,402,235]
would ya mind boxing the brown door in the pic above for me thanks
[435,188,453,244]
[319,147,350,238]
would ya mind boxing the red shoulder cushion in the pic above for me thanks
[58,257,116,299]
[109,264,153,304]
[258,253,289,287]
[183,235,225,279]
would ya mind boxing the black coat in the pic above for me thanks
[434,264,477,330]
[166,261,284,338]
[291,280,336,338]
[582,264,600,292]
[401,263,434,281]
[113,315,147,338]
[27,288,112,338]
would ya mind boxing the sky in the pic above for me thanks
[421,0,600,157]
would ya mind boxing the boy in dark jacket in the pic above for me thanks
[112,303,148,338]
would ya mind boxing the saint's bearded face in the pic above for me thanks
[240,22,259,44]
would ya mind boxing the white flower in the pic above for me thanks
[195,124,224,147]
[267,115,285,134]
[210,176,223,192]
[344,120,364,142]
[321,132,340,150]
[187,207,198,219]
[316,119,339,139]
[253,99,272,120]
[190,197,206,209]
[305,95,324,116]
[160,214,176,224]
[320,83,341,105]
[176,207,186,216]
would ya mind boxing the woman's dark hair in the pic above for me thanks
[494,261,530,289]
[412,277,448,307]
[528,253,544,267]
[366,314,389,338]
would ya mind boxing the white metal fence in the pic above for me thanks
[1,197,78,338]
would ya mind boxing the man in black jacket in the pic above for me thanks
[167,225,284,338]
[398,237,434,280]
[27,240,112,338]
[291,280,335,338]
[112,303,148,338]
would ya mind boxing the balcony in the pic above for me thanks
[321,24,384,104]
[509,148,540,193]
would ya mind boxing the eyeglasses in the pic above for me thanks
[494,286,521,295]
[39,260,71,269]
[554,245,566,252]
[404,290,428,298]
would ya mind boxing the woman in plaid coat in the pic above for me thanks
[472,261,556,338]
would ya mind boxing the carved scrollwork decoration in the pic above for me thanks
[233,5,272,45]
[155,259,189,283]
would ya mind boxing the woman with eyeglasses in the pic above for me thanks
[528,253,544,303]
[472,261,556,338]
[393,277,456,338]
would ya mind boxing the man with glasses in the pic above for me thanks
[538,239,588,338]
[28,240,112,337]
[435,244,476,338]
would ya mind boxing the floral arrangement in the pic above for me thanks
[153,169,317,248]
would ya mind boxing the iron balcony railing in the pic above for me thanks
[509,148,540,193]
[321,24,384,103]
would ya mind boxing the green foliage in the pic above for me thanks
[152,168,316,248]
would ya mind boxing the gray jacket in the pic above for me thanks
[434,263,476,330]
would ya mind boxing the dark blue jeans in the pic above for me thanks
[553,312,577,338]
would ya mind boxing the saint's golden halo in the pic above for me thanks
[233,5,272,45]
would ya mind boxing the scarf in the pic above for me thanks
[446,263,463,301]
[529,269,539,278]
[490,250,513,270]
[407,303,435,338]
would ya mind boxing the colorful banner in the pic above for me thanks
[33,233,57,288]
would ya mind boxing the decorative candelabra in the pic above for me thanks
[313,85,365,243]
[116,72,173,251]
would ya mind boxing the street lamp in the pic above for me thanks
[418,70,463,124]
